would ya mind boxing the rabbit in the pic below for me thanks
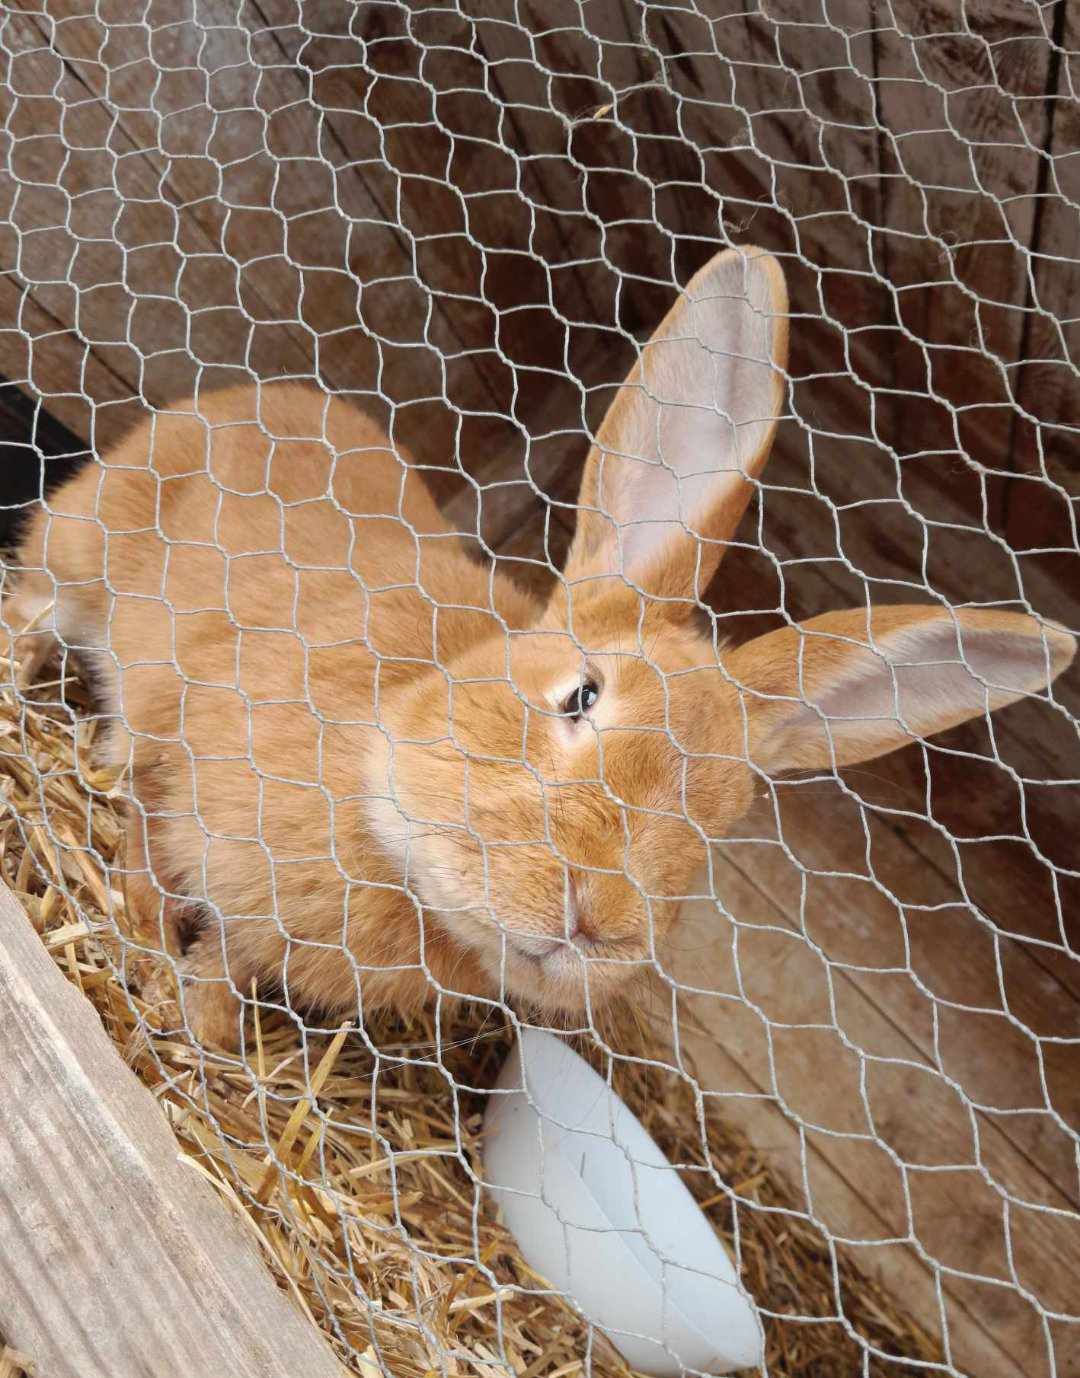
[4,245,1075,1052]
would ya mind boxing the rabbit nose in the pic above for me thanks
[564,873,598,943]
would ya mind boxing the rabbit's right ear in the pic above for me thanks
[558,246,788,609]
[721,605,1076,772]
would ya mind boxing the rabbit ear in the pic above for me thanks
[722,606,1076,772]
[560,246,788,607]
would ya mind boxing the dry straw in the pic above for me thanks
[0,648,940,1377]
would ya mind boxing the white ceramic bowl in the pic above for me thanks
[483,1027,763,1376]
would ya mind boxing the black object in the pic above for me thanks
[0,379,91,549]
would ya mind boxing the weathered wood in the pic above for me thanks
[869,0,1055,529]
[0,880,346,1378]
[624,0,1078,630]
[1006,0,1080,584]
[261,0,637,516]
[667,862,1068,1378]
[726,782,1079,1164]
[0,7,317,398]
[0,274,142,451]
[2,0,1074,600]
[462,0,679,326]
[0,0,499,499]
[665,878,1028,1378]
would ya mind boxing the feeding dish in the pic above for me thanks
[483,1027,763,1376]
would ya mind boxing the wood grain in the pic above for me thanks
[0,6,316,399]
[665,882,1032,1378]
[0,274,142,451]
[870,0,1055,528]
[0,880,346,1378]
[1006,0,1080,590]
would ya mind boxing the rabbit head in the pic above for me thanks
[367,246,1076,1022]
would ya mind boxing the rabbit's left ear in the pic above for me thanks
[720,605,1076,772]
[559,245,788,606]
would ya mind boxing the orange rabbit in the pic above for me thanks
[6,246,1074,1050]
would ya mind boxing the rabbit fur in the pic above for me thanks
[5,246,1075,1049]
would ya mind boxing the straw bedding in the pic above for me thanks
[0,653,941,1378]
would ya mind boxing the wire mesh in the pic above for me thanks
[0,3,1077,1377]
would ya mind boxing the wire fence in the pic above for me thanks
[0,3,1078,1377]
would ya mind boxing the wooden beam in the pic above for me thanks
[0,881,347,1378]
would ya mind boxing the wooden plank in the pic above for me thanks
[0,276,144,451]
[0,7,316,401]
[724,775,1080,1158]
[625,1,1078,637]
[671,845,1080,1377]
[664,872,1030,1378]
[0,0,500,497]
[247,0,568,481]
[0,880,346,1378]
[454,0,628,324]
[460,0,680,327]
[1005,0,1080,596]
[257,0,635,515]
[869,0,1056,533]
[5,0,357,383]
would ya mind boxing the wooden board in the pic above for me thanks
[0,879,346,1378]
[620,0,1078,637]
[1006,0,1080,592]
[1,0,1073,595]
[868,0,1056,529]
[663,879,1031,1378]
[0,0,506,497]
[673,821,1080,1378]
[0,274,142,453]
[257,0,654,531]
[0,7,314,399]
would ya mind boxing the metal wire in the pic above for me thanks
[0,3,1077,1376]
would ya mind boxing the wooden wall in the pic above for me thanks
[4,2,1073,590]
[0,3,1077,1375]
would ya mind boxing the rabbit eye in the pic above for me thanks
[561,679,600,720]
